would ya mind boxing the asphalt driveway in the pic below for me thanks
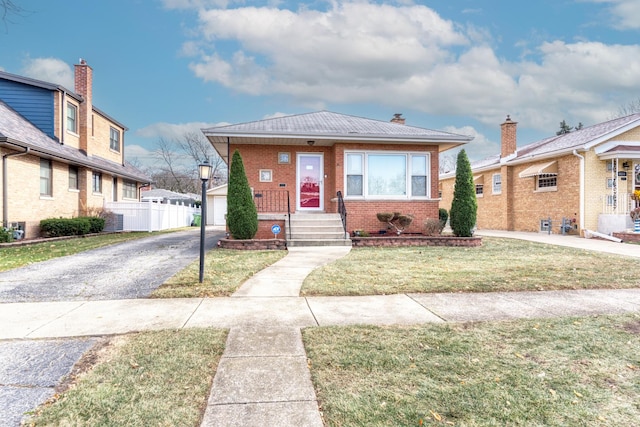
[0,228,223,303]
[0,227,224,426]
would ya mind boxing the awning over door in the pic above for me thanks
[518,161,558,178]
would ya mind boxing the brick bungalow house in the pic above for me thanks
[202,111,472,243]
[0,61,150,238]
[440,114,640,237]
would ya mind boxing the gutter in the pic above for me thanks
[2,146,30,228]
[572,150,585,234]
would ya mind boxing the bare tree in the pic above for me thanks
[173,131,227,188]
[1,0,26,32]
[151,132,227,193]
[439,153,456,174]
[615,98,640,118]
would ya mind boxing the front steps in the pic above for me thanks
[287,213,352,247]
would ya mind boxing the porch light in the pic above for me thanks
[307,140,315,146]
[198,159,212,283]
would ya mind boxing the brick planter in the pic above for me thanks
[351,235,482,248]
[218,238,287,250]
[612,232,640,244]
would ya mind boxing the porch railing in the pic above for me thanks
[337,190,347,237]
[253,189,292,239]
[601,192,635,215]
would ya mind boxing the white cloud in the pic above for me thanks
[442,125,497,163]
[183,1,640,134]
[584,0,640,29]
[135,121,227,139]
[21,57,74,89]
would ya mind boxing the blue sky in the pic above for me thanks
[2,0,640,170]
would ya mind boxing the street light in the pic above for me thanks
[198,159,212,283]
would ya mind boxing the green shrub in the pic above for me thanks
[83,216,106,234]
[438,208,448,231]
[449,149,477,237]
[0,228,13,243]
[40,217,91,237]
[227,150,258,240]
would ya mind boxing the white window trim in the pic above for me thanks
[109,127,121,152]
[492,173,502,195]
[66,102,79,135]
[343,150,431,200]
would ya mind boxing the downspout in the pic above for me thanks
[61,91,66,145]
[227,137,230,182]
[572,150,585,234]
[2,147,30,228]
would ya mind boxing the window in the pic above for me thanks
[123,180,136,199]
[346,153,363,196]
[92,171,102,193]
[536,174,557,190]
[492,174,502,194]
[344,151,430,198]
[67,103,77,133]
[69,165,79,190]
[40,158,52,196]
[475,184,484,196]
[110,127,120,152]
[411,155,427,197]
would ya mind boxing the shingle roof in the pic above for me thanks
[203,110,473,142]
[515,113,640,160]
[0,101,149,182]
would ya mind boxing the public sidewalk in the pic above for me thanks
[3,232,640,426]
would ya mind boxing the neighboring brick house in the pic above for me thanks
[440,115,640,236]
[0,61,150,238]
[203,111,472,239]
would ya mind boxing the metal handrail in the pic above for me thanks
[337,190,347,237]
[287,191,291,240]
[252,189,291,240]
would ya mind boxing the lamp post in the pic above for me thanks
[198,160,212,283]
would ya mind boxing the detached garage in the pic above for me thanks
[206,184,227,226]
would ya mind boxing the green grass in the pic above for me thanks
[0,231,176,272]
[26,328,228,427]
[301,237,640,296]
[303,314,640,426]
[151,249,287,297]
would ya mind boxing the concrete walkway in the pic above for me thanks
[3,231,640,426]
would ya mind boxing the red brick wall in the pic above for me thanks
[232,142,441,234]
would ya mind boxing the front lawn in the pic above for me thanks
[304,314,640,426]
[301,237,640,296]
[27,328,227,427]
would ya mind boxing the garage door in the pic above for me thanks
[213,196,227,226]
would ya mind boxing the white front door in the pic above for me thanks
[297,153,324,211]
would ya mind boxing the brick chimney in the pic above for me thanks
[74,59,92,154]
[390,113,405,125]
[500,115,517,158]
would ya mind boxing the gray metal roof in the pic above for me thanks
[204,110,472,141]
[203,111,473,164]
[0,100,150,182]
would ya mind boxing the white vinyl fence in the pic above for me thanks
[104,201,200,232]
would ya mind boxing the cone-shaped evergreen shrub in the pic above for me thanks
[449,149,477,237]
[227,150,258,239]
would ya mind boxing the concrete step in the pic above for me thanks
[287,238,352,247]
[289,225,346,233]
[290,232,347,240]
[287,213,350,246]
